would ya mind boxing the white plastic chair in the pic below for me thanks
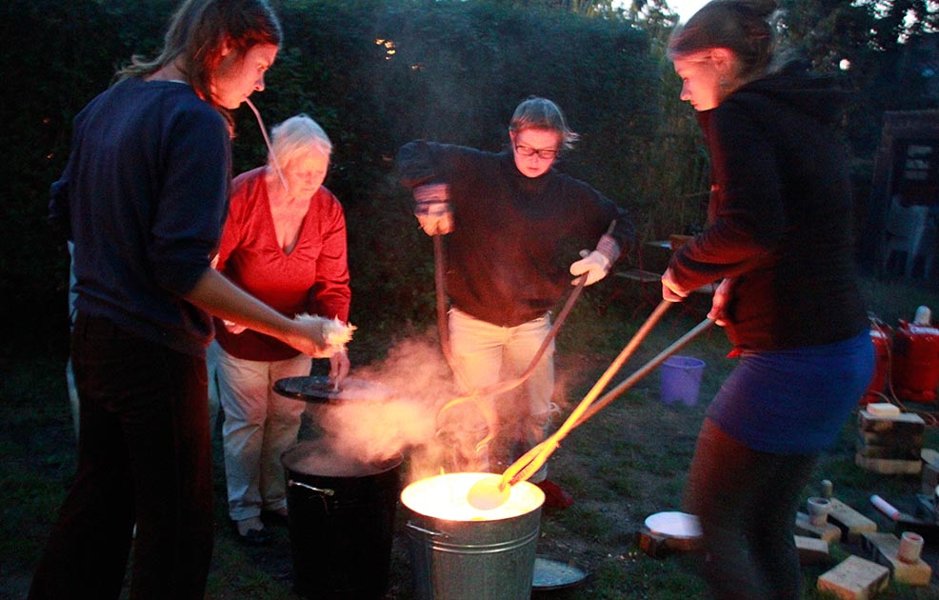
[883,197,936,279]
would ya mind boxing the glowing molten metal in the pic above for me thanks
[401,472,544,521]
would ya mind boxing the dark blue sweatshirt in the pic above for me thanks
[50,77,231,355]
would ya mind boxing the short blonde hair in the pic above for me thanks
[269,114,332,169]
[508,96,579,152]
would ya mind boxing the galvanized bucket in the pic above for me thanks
[401,473,544,600]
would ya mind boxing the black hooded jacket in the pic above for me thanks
[668,65,869,351]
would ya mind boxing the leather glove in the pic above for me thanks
[293,314,356,358]
[329,348,351,390]
[569,249,611,286]
[660,267,689,303]
[569,233,620,286]
[413,183,453,236]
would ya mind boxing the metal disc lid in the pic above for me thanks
[273,375,394,404]
[531,555,590,591]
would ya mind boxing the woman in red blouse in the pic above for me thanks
[214,114,351,543]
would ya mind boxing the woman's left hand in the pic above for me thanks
[707,278,733,327]
[223,319,247,334]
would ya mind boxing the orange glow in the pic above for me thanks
[374,37,396,60]
[401,472,544,522]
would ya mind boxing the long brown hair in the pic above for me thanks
[117,0,281,113]
[667,0,778,81]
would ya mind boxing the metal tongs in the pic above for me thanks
[500,301,714,488]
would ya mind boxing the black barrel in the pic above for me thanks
[282,440,402,599]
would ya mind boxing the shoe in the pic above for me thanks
[535,479,574,510]
[234,517,272,546]
[261,506,289,527]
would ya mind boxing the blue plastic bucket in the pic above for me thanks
[660,356,705,406]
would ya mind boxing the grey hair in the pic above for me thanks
[269,114,332,170]
[509,96,580,152]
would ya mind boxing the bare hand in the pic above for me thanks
[289,315,355,358]
[329,349,351,390]
[707,278,732,326]
[660,268,688,303]
[222,319,247,334]
[417,212,453,236]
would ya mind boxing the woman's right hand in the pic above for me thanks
[661,268,688,303]
[287,315,355,358]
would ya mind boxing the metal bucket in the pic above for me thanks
[401,472,545,600]
[282,440,401,599]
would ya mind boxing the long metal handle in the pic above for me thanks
[499,301,671,486]
[288,479,335,496]
[505,313,714,485]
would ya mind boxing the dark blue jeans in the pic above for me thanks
[29,313,213,599]
[684,418,817,600]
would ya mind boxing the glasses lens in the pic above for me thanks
[516,145,556,159]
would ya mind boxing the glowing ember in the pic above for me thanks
[401,472,543,522]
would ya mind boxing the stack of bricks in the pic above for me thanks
[855,409,925,475]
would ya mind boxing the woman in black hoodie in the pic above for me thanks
[662,1,874,598]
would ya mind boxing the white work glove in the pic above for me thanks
[569,233,620,286]
[329,348,351,390]
[413,182,453,236]
[569,250,610,286]
[707,278,733,327]
[660,267,689,302]
[293,314,356,359]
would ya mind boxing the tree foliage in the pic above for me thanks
[2,0,663,355]
[4,0,938,356]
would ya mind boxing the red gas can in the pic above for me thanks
[892,307,939,404]
[861,327,891,405]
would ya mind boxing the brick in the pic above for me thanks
[795,512,842,543]
[827,498,878,543]
[861,531,933,586]
[855,441,922,460]
[854,453,922,475]
[858,410,926,434]
[795,535,831,565]
[817,555,890,600]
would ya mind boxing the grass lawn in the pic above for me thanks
[4,274,939,599]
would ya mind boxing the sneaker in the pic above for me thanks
[234,517,272,546]
[535,479,574,510]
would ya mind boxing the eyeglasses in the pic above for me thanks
[514,144,558,160]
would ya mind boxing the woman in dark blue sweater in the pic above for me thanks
[30,1,350,598]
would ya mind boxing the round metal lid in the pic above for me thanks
[532,555,590,591]
[644,511,702,540]
[273,375,393,403]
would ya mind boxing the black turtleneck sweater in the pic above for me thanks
[397,141,634,327]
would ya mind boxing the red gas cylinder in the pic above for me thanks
[861,327,891,405]
[892,306,939,404]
